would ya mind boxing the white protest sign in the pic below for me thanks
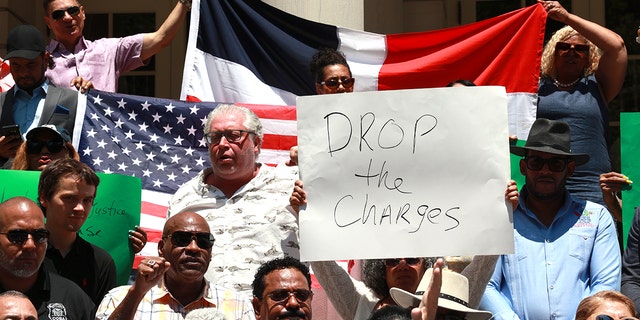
[297,86,515,261]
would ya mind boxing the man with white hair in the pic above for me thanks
[167,104,299,298]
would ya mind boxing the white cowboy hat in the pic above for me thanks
[389,268,492,320]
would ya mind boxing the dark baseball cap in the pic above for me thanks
[5,25,46,60]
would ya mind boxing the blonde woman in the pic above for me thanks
[537,0,626,206]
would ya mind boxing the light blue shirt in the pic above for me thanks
[479,187,621,320]
[12,79,49,134]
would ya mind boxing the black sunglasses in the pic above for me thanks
[26,140,65,154]
[524,156,569,172]
[51,6,81,20]
[555,42,589,53]
[0,229,49,245]
[319,77,355,89]
[164,231,215,249]
[384,258,423,267]
[267,289,313,303]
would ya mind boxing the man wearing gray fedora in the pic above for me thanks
[479,118,621,320]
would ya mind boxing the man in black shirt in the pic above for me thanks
[0,196,93,319]
[37,158,117,306]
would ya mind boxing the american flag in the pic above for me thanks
[78,90,297,262]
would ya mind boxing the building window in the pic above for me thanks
[84,12,156,96]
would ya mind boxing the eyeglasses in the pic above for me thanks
[595,315,639,320]
[266,289,313,303]
[164,231,215,249]
[26,140,65,154]
[524,156,569,172]
[555,42,590,54]
[319,77,355,89]
[384,258,423,267]
[51,6,81,20]
[0,229,50,245]
[205,130,254,145]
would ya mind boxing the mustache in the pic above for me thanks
[279,309,307,319]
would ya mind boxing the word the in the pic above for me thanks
[354,158,411,194]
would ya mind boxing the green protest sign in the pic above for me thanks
[0,170,140,285]
[621,113,640,248]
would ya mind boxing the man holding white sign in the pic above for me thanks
[479,118,621,320]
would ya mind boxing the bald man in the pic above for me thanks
[0,290,38,320]
[96,211,255,320]
[0,196,93,320]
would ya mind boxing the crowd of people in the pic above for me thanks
[1,0,640,319]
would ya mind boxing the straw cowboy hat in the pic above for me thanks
[389,268,492,320]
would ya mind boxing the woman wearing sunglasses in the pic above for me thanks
[574,290,638,320]
[536,0,626,206]
[11,124,79,171]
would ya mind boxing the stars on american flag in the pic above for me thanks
[79,92,214,193]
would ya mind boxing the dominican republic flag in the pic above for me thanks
[180,0,547,138]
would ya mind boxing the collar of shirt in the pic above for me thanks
[48,36,88,54]
[152,278,217,308]
[13,78,49,98]
[518,186,585,225]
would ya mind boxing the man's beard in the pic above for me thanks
[526,176,567,201]
[0,248,42,278]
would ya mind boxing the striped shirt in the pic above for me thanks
[95,280,255,320]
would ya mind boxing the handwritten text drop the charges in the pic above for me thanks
[318,111,465,233]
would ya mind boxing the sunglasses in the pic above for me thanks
[266,289,313,303]
[0,229,49,245]
[26,140,65,154]
[319,77,355,89]
[595,315,639,320]
[384,258,423,267]
[51,6,81,20]
[555,42,590,54]
[205,130,254,145]
[524,156,569,172]
[164,231,215,249]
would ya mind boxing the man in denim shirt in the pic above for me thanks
[479,118,620,320]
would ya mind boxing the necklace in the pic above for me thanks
[553,77,580,88]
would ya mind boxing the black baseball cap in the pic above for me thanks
[5,25,46,60]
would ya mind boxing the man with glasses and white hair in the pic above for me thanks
[479,118,621,320]
[167,104,299,299]
[0,196,94,320]
[95,211,254,320]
